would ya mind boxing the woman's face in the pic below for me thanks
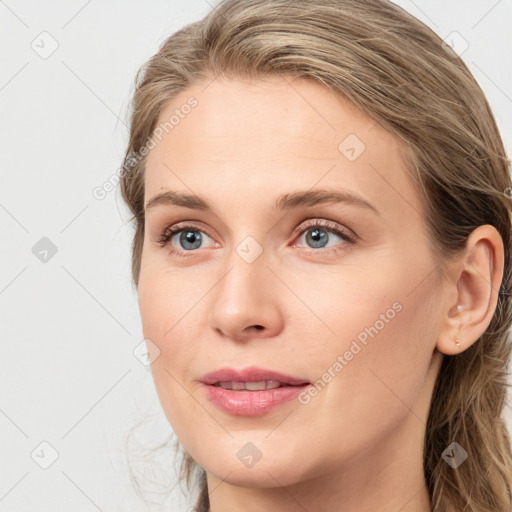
[138,75,446,488]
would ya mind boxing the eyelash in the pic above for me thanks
[155,219,358,258]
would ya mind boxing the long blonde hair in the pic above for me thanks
[119,1,512,510]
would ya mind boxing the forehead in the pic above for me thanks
[148,75,380,162]
[143,75,423,224]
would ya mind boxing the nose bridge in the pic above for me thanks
[209,237,282,339]
[215,242,268,314]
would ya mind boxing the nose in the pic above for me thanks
[208,249,284,342]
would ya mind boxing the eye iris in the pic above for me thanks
[171,226,337,251]
[180,230,202,250]
[306,228,328,248]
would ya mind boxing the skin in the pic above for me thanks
[137,75,503,512]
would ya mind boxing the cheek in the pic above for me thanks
[137,257,208,348]
[137,263,213,434]
[285,254,439,412]
[298,272,439,451]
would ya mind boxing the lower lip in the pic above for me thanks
[201,383,309,416]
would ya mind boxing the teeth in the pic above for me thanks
[245,381,267,391]
[216,380,282,390]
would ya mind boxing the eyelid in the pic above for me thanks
[157,220,217,247]
[291,218,358,244]
[156,217,358,256]
[159,218,354,242]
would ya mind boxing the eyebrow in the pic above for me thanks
[145,188,379,215]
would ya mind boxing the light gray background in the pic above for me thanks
[1,1,511,511]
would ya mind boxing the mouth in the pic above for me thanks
[200,366,309,386]
[212,380,304,390]
[200,366,311,416]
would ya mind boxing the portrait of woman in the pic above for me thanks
[119,0,512,510]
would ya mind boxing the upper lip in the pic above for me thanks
[200,366,310,386]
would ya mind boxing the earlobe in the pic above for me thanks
[436,224,504,356]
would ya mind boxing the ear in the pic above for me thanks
[436,224,504,355]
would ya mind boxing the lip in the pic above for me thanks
[200,366,310,416]
[200,366,309,386]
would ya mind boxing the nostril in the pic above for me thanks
[253,325,264,330]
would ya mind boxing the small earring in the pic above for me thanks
[455,336,461,348]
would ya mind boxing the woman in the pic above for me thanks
[120,0,512,510]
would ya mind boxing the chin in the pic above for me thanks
[191,442,314,489]
[206,461,305,488]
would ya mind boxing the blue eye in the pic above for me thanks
[156,226,214,256]
[156,219,357,258]
[303,227,336,248]
[291,220,357,254]
[176,230,203,250]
